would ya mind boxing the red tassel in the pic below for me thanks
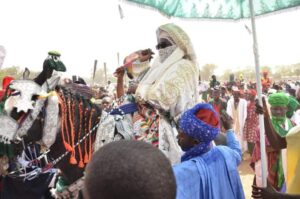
[70,156,77,165]
[84,154,89,163]
[78,161,84,168]
[64,143,73,152]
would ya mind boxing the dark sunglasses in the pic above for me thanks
[156,41,173,50]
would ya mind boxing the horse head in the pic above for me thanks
[2,76,61,144]
[9,80,43,113]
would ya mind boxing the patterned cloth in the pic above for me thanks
[136,23,199,120]
[243,101,259,143]
[133,104,159,147]
[127,0,300,20]
[209,98,227,115]
[179,103,220,162]
[158,23,197,66]
[64,83,93,99]
[251,119,295,191]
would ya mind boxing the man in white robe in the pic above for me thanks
[135,23,199,164]
[226,87,248,153]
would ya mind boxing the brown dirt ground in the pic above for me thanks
[239,155,255,199]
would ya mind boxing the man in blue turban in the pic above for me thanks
[173,103,245,199]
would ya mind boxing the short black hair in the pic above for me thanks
[84,140,176,199]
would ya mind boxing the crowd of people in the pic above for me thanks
[0,23,300,199]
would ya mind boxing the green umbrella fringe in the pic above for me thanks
[122,0,241,22]
[254,5,300,20]
[122,0,300,22]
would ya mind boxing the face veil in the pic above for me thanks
[156,23,197,66]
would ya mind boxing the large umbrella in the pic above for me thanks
[125,0,300,20]
[125,0,300,187]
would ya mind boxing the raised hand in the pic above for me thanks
[220,111,233,131]
[114,66,125,79]
[255,97,269,118]
[139,48,154,62]
[252,185,280,199]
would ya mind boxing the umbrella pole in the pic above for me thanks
[249,0,267,187]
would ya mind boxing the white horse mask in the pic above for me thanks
[9,80,44,113]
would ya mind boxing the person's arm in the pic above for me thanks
[220,112,242,164]
[252,185,300,199]
[256,97,287,150]
[225,129,242,156]
[114,67,125,98]
[226,99,232,118]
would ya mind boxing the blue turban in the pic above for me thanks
[179,103,220,162]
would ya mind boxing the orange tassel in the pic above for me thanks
[88,133,92,162]
[78,160,84,168]
[87,109,94,163]
[77,102,85,168]
[84,154,89,163]
[64,143,73,152]
[70,155,77,165]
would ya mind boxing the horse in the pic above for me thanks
[2,77,132,198]
[0,54,133,198]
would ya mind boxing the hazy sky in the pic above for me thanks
[1,0,300,79]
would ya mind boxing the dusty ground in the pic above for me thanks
[239,157,255,199]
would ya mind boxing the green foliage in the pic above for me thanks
[0,66,23,81]
[219,69,233,82]
[86,67,115,86]
[0,66,40,87]
[273,63,300,80]
[216,63,300,83]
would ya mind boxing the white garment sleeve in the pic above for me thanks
[146,60,198,119]
[226,99,233,118]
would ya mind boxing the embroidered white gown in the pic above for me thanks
[136,48,199,164]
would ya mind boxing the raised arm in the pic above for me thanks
[220,112,242,164]
[114,67,125,99]
[256,97,286,150]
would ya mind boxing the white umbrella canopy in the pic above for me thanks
[125,0,300,187]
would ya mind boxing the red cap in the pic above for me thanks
[195,109,219,128]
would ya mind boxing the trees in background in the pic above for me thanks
[1,62,299,87]
[217,63,300,82]
[0,66,22,80]
[200,64,218,81]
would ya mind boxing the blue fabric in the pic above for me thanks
[110,103,138,115]
[2,172,55,199]
[173,130,245,199]
[179,103,220,162]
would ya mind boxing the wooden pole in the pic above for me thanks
[92,59,97,86]
[117,52,120,67]
[104,62,107,86]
